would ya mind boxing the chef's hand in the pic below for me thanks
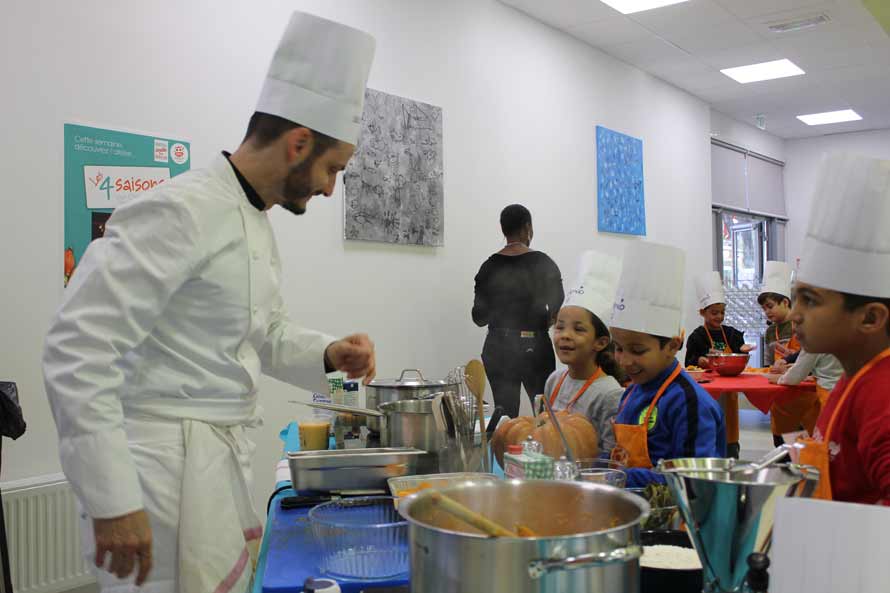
[740,344,756,353]
[326,334,377,384]
[697,356,710,368]
[93,509,153,585]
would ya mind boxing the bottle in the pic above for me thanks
[553,455,579,481]
[746,553,770,593]
[522,435,543,455]
[303,577,341,593]
[503,444,527,479]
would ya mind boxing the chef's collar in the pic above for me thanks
[223,151,266,212]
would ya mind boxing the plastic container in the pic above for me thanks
[503,445,554,479]
[309,496,408,581]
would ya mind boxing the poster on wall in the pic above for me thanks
[64,123,191,285]
[343,88,444,246]
[596,125,646,236]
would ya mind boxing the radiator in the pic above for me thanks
[2,474,95,593]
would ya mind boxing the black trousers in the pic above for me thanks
[481,330,555,419]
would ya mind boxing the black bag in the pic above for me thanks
[0,382,25,440]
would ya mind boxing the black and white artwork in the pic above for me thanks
[343,89,444,246]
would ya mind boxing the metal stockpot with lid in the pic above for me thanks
[399,480,650,593]
[365,369,460,432]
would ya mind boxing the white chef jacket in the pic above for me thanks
[43,153,334,520]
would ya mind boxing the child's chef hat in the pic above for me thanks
[798,154,890,298]
[611,241,686,338]
[694,271,725,310]
[256,11,376,145]
[759,261,791,300]
[564,250,623,331]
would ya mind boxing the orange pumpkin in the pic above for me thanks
[492,411,599,467]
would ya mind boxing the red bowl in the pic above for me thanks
[707,353,749,377]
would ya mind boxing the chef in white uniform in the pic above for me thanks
[42,12,376,593]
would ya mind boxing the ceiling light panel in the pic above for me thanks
[796,109,862,125]
[599,0,690,15]
[720,59,805,83]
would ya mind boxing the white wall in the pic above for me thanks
[784,129,890,265]
[710,109,785,162]
[0,0,714,514]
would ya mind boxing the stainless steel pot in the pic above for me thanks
[378,399,447,473]
[399,480,650,593]
[366,369,460,432]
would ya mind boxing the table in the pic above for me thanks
[253,424,410,593]
[697,373,816,415]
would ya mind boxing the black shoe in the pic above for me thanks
[727,442,741,459]
[773,434,785,448]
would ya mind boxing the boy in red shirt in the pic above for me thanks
[793,153,890,505]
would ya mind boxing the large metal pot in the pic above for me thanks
[366,369,460,432]
[399,480,650,593]
[378,399,446,473]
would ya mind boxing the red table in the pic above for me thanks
[697,372,817,414]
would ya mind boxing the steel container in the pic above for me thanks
[399,479,650,593]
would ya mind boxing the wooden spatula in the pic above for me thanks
[464,359,487,470]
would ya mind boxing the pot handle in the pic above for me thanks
[527,545,642,579]
[398,369,426,381]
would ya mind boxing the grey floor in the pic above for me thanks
[68,586,98,593]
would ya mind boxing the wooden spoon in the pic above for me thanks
[427,491,516,537]
[465,359,487,470]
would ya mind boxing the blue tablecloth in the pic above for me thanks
[252,423,409,593]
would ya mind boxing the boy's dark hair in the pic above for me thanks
[841,292,890,335]
[243,111,339,154]
[588,312,626,384]
[500,204,532,237]
[656,335,684,349]
[757,292,791,307]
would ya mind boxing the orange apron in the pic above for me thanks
[774,322,801,358]
[611,364,683,469]
[549,367,605,411]
[706,326,740,444]
[798,348,890,500]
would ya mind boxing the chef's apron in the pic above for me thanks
[707,326,740,445]
[81,415,262,593]
[549,367,605,411]
[611,364,682,468]
[799,348,890,500]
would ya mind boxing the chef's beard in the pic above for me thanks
[280,158,316,216]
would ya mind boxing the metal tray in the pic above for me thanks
[387,472,499,498]
[287,448,426,492]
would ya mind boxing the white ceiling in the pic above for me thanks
[499,0,890,139]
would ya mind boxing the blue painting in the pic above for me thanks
[596,126,646,236]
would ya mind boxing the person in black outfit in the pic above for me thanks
[472,205,564,418]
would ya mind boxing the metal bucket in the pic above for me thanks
[399,480,649,593]
[366,369,460,432]
[659,457,819,593]
[378,399,446,473]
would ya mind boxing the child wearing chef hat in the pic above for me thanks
[609,241,726,487]
[685,271,754,458]
[757,260,822,446]
[759,261,800,366]
[546,250,626,457]
[792,154,890,504]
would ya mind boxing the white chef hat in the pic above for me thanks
[256,11,376,145]
[798,153,890,298]
[611,241,686,338]
[694,271,725,310]
[563,250,623,332]
[759,261,791,300]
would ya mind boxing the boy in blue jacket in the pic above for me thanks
[609,242,726,487]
